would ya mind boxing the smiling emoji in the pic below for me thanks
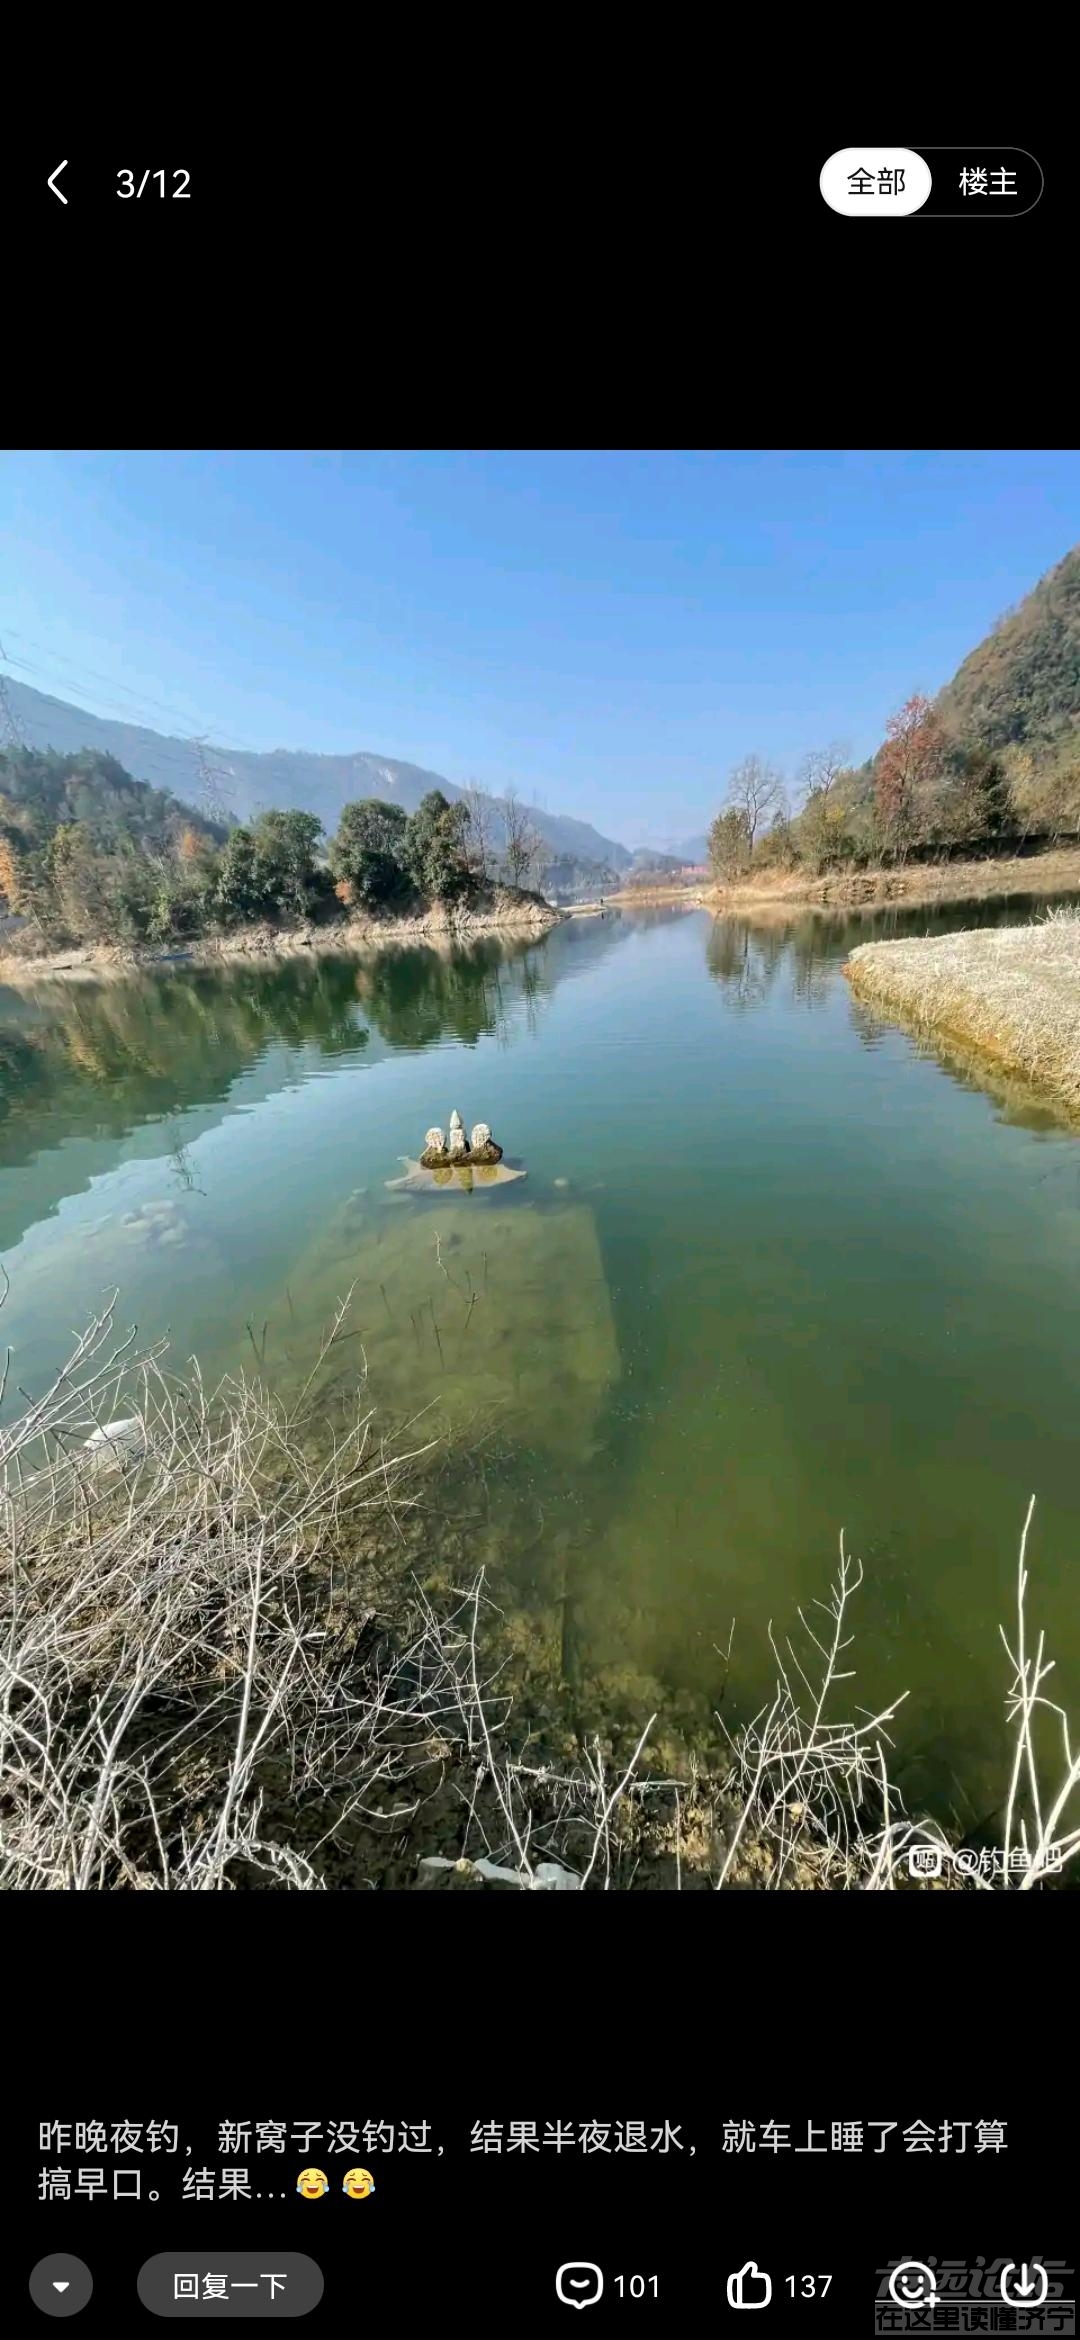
[296,2168,329,2200]
[342,2168,375,2200]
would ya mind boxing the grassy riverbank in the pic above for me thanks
[845,907,1080,1120]
[610,845,1080,918]
[0,889,562,988]
[2,1291,1074,1891]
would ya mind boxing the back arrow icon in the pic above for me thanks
[48,161,68,204]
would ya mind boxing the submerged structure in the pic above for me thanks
[277,1186,617,1460]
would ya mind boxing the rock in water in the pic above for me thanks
[470,1121,503,1165]
[448,1109,469,1159]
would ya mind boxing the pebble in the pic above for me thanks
[554,1177,570,1189]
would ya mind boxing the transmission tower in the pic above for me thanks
[192,736,235,829]
[0,638,28,752]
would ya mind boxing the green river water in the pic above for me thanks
[2,898,1078,1824]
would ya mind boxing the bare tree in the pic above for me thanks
[797,742,850,807]
[726,755,786,852]
[463,782,492,885]
[501,789,544,891]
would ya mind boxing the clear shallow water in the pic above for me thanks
[2,898,1079,1822]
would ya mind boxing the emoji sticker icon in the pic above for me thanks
[342,2168,375,2200]
[296,2169,329,2200]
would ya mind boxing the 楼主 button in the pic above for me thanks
[820,149,932,215]
[28,2257,94,2317]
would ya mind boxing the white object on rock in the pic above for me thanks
[447,1109,468,1158]
[470,1123,492,1152]
[419,1854,581,1890]
[424,1128,446,1156]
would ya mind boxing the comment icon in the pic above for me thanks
[556,2262,604,2309]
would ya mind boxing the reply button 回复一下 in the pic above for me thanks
[136,2257,323,2316]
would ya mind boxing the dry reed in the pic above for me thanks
[2,1283,1075,1889]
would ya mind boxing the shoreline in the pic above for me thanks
[844,913,1080,1123]
[0,895,564,989]
[608,845,1080,919]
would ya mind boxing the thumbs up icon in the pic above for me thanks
[726,2261,773,2310]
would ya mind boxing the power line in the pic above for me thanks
[0,638,28,751]
[0,629,263,755]
[0,638,241,826]
[1,674,217,798]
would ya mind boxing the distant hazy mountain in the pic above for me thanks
[628,848,685,875]
[5,680,633,873]
[629,835,710,865]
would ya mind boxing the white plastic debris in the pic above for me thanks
[420,1855,581,1890]
[81,1417,146,1464]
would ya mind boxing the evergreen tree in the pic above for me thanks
[329,799,413,907]
[404,791,473,901]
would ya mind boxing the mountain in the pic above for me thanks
[934,545,1080,775]
[5,680,632,873]
[630,834,710,865]
[542,852,620,901]
[629,848,685,875]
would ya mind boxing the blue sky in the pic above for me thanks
[2,450,1077,847]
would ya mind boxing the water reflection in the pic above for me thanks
[0,920,635,1255]
[352,937,531,1049]
[705,890,1080,1023]
[705,910,833,1012]
[705,920,778,1011]
[0,933,595,1161]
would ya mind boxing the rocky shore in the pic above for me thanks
[0,889,564,987]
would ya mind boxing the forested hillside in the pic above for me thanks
[936,545,1080,774]
[0,749,544,952]
[707,547,1080,882]
[5,679,632,875]
[0,747,222,855]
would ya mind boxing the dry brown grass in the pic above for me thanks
[845,905,1080,1116]
[702,846,1080,916]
